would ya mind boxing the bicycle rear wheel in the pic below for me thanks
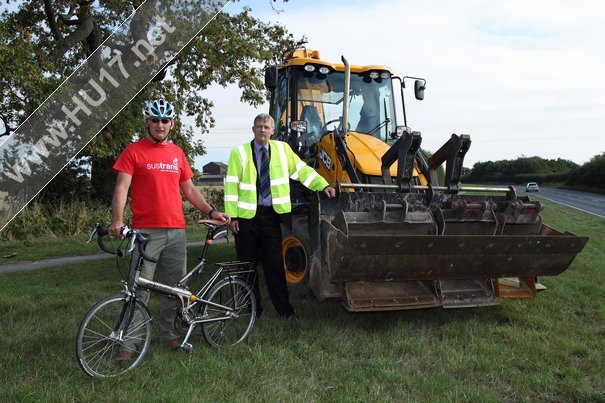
[201,277,256,347]
[75,295,152,378]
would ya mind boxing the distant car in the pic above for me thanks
[526,182,539,192]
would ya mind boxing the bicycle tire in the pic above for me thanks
[75,295,152,378]
[201,276,256,348]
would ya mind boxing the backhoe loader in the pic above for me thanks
[264,48,588,312]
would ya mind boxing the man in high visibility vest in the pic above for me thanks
[225,113,336,319]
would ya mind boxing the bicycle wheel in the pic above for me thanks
[201,277,256,347]
[75,295,152,378]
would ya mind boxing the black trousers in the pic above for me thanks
[235,206,294,316]
[235,206,294,317]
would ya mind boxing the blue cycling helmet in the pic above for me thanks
[142,99,175,119]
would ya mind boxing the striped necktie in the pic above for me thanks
[259,147,271,199]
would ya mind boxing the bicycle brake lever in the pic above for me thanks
[127,236,135,254]
[86,224,99,244]
[123,227,135,253]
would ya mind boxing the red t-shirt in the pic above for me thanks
[113,137,194,228]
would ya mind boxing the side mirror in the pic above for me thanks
[414,80,425,100]
[264,66,277,90]
[290,120,308,133]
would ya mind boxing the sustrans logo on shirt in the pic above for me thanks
[147,157,179,173]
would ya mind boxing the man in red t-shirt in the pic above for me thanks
[108,99,229,365]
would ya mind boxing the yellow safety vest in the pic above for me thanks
[224,140,328,218]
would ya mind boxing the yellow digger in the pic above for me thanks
[264,48,588,312]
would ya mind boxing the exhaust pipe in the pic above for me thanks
[341,56,350,137]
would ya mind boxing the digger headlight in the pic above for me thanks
[395,125,410,137]
[318,66,330,74]
[369,71,380,79]
[304,64,316,72]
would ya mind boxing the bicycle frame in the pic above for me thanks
[133,265,236,318]
[128,225,233,305]
[122,222,254,350]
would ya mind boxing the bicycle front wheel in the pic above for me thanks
[201,277,256,347]
[75,295,152,378]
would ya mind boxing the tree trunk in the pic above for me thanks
[90,156,117,204]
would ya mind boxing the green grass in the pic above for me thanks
[1,201,605,401]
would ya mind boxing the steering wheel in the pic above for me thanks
[322,118,351,134]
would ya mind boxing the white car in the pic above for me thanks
[526,182,539,192]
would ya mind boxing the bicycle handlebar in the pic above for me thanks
[88,223,158,263]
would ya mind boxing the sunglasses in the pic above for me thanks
[150,118,171,124]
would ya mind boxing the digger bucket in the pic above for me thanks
[318,192,588,311]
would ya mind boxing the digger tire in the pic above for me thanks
[281,225,314,298]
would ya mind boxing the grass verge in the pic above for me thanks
[0,225,208,263]
[1,201,604,401]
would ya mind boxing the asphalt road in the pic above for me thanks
[517,186,605,219]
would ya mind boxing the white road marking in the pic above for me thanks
[536,193,605,220]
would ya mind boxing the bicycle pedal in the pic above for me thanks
[181,343,193,354]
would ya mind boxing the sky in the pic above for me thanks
[192,0,605,171]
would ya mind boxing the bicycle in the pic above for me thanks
[75,220,257,378]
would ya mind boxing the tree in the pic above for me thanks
[0,0,302,203]
[566,153,605,189]
[463,156,579,184]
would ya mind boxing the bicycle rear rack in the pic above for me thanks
[217,261,255,284]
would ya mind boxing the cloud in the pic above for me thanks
[194,0,605,170]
